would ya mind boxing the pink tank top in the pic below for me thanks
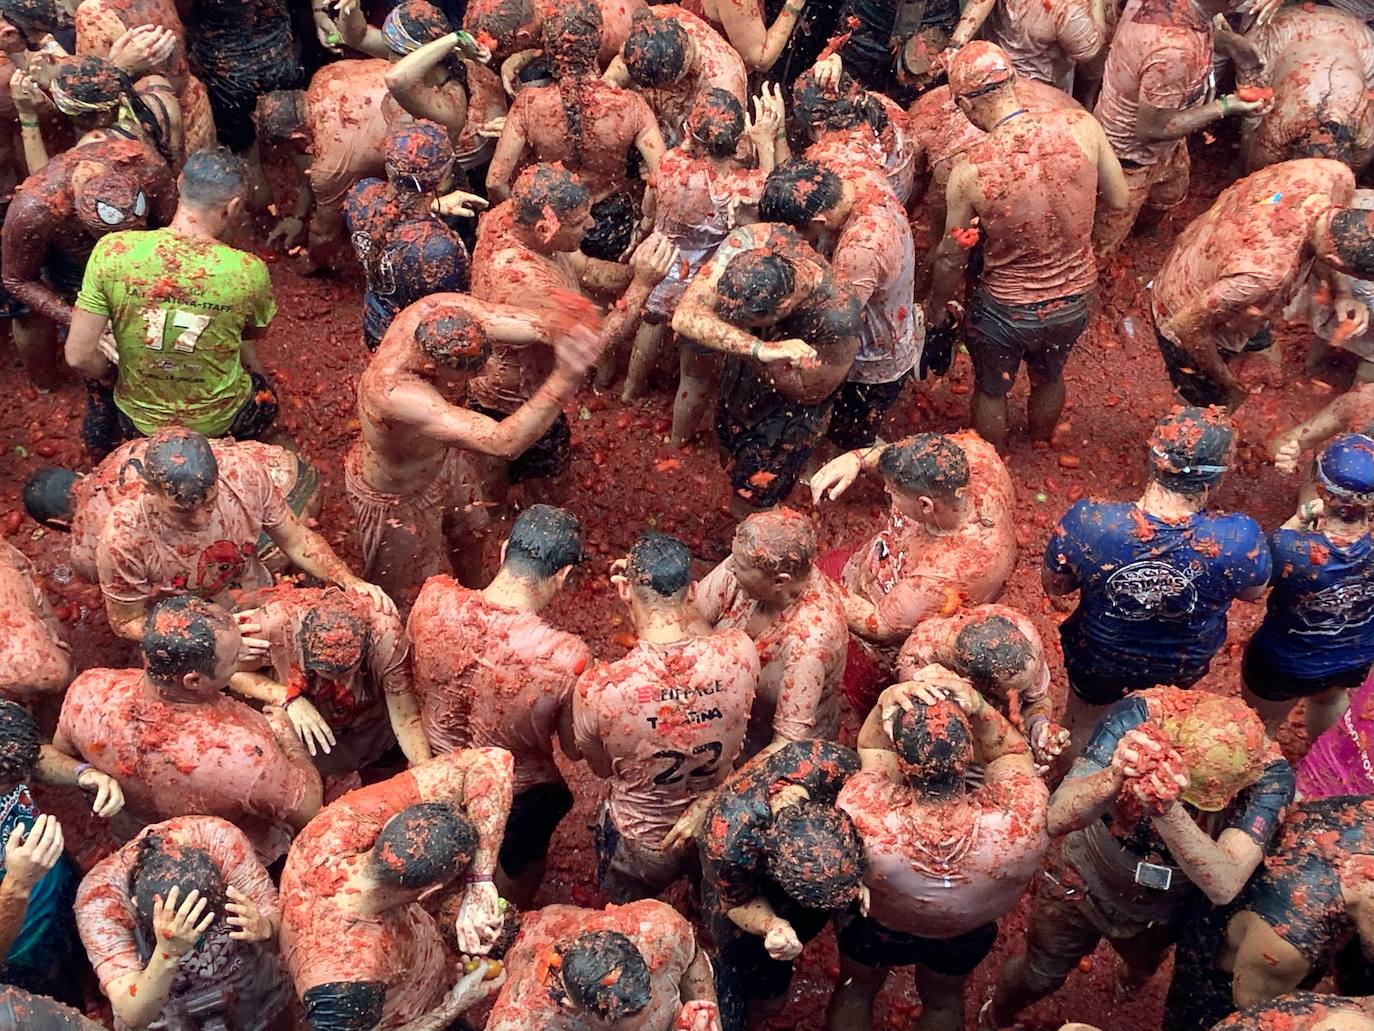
[1296,674,1374,798]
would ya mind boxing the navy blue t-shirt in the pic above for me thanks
[1248,529,1374,679]
[1046,501,1271,694]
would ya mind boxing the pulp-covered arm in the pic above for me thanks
[384,32,470,130]
[925,160,979,318]
[2,195,71,325]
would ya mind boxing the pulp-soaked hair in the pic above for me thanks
[1148,405,1233,496]
[558,931,652,1020]
[792,66,888,135]
[395,0,453,41]
[142,426,218,505]
[622,11,689,87]
[22,467,78,529]
[505,504,584,579]
[415,307,491,370]
[180,148,250,209]
[1292,120,1356,166]
[142,596,234,682]
[511,163,591,229]
[953,615,1033,692]
[302,981,386,1031]
[717,249,796,323]
[686,88,744,157]
[300,600,369,677]
[0,701,40,785]
[130,836,227,937]
[878,434,970,499]
[542,0,601,78]
[0,0,60,41]
[890,699,974,788]
[54,56,172,166]
[371,803,477,889]
[759,158,843,228]
[762,801,865,911]
[464,0,534,51]
[626,531,692,598]
[254,90,308,146]
[1329,207,1374,280]
[733,507,816,577]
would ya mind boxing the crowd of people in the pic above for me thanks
[0,0,1373,1027]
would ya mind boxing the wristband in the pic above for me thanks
[18,119,37,128]
[750,339,763,359]
[1219,95,1231,116]
[463,873,495,884]
[74,762,93,780]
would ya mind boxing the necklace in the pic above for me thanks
[991,108,1027,131]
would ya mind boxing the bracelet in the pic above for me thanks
[463,873,495,884]
[1219,95,1231,116]
[18,119,37,128]
[785,2,804,12]
[749,339,763,359]
[74,762,93,780]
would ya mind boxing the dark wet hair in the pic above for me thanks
[717,249,796,323]
[760,158,843,228]
[179,148,250,210]
[626,531,692,598]
[879,434,970,499]
[1148,405,1233,496]
[622,12,689,87]
[579,191,635,261]
[142,596,234,682]
[686,88,744,157]
[763,801,865,911]
[542,0,602,78]
[414,307,490,370]
[1292,120,1356,166]
[792,66,888,136]
[0,701,40,785]
[302,982,385,1031]
[394,0,453,41]
[0,0,61,45]
[130,835,227,937]
[300,600,369,677]
[733,507,815,577]
[504,504,584,579]
[254,90,308,146]
[464,0,534,51]
[890,700,974,788]
[1329,207,1374,280]
[54,55,172,166]
[953,615,1033,693]
[559,931,652,1020]
[511,163,591,229]
[371,803,477,889]
[142,427,218,505]
[22,468,77,529]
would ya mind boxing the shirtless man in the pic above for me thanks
[671,224,861,514]
[464,0,644,71]
[348,290,606,608]
[407,504,591,907]
[982,0,1106,90]
[279,749,513,1030]
[485,899,721,1031]
[1241,6,1374,174]
[830,667,1048,1031]
[695,508,848,757]
[574,531,758,902]
[895,604,1065,770]
[1151,159,1372,410]
[0,542,71,704]
[380,2,480,155]
[53,596,323,863]
[929,42,1128,449]
[96,427,391,643]
[605,6,746,146]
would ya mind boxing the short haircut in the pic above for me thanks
[22,468,77,529]
[414,306,490,370]
[1293,120,1356,166]
[717,249,796,323]
[504,504,584,579]
[625,531,692,598]
[0,0,58,38]
[952,615,1033,692]
[889,699,974,787]
[542,0,602,77]
[1329,207,1374,280]
[300,599,369,677]
[1148,405,1233,496]
[622,13,689,87]
[511,163,590,229]
[732,507,816,578]
[253,90,307,146]
[879,434,970,499]
[0,701,40,785]
[464,0,534,48]
[759,158,843,228]
[762,800,865,911]
[179,148,250,209]
[371,803,477,889]
[142,596,234,682]
[686,88,745,157]
[130,835,227,936]
[558,931,652,1019]
[141,427,218,505]
[792,66,888,135]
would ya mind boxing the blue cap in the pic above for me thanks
[1317,433,1374,503]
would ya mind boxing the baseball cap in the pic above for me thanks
[1317,433,1374,504]
[1162,695,1266,812]
[947,41,1015,98]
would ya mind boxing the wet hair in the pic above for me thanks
[953,615,1033,693]
[0,0,60,44]
[21,467,77,529]
[142,427,218,506]
[879,434,970,500]
[394,0,453,41]
[414,307,490,370]
[518,55,553,85]
[622,12,689,87]
[890,699,974,788]
[464,0,534,51]
[142,596,234,683]
[504,504,584,579]
[792,66,888,136]
[53,56,171,166]
[385,120,454,194]
[253,90,307,146]
[0,701,40,785]
[686,88,744,157]
[511,163,590,230]
[130,835,227,936]
[1329,207,1374,280]
[717,249,796,323]
[625,531,692,598]
[300,600,369,677]
[542,0,603,166]
[1148,406,1233,496]
[579,191,635,261]
[759,158,843,228]
[371,802,478,889]
[558,931,652,1020]
[1292,120,1356,166]
[179,148,250,210]
[733,507,816,577]
[762,801,865,911]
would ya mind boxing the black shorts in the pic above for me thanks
[1241,641,1370,703]
[1064,664,1207,706]
[966,289,1091,399]
[1154,328,1233,409]
[498,780,574,876]
[470,403,572,483]
[715,360,833,509]
[826,374,908,451]
[836,911,997,976]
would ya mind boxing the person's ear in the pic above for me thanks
[686,582,698,604]
[0,23,21,53]
[554,566,573,589]
[182,670,202,693]
[919,495,937,517]
[225,196,244,222]
[498,540,509,566]
[775,572,793,591]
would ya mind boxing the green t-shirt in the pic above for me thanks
[76,229,276,436]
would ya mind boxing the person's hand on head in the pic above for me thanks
[454,880,502,955]
[152,886,215,958]
[675,1000,722,1031]
[285,697,335,756]
[108,25,177,77]
[1028,718,1070,770]
[342,579,397,617]
[4,815,63,893]
[630,232,679,287]
[78,768,125,817]
[812,53,843,92]
[763,917,803,960]
[225,885,273,942]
